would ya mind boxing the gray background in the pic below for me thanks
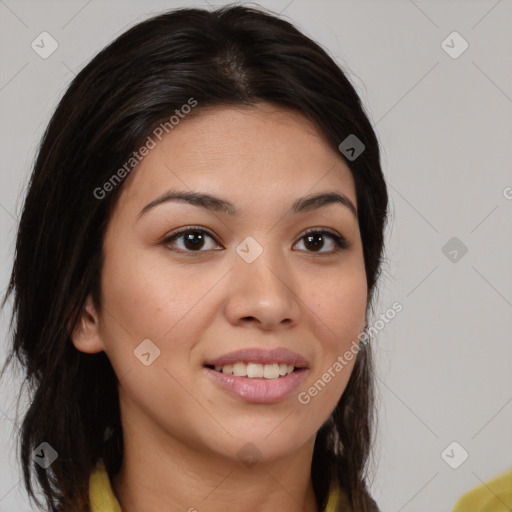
[1,0,511,510]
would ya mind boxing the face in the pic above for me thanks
[73,103,368,464]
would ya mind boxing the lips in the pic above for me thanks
[203,347,309,369]
[203,347,310,403]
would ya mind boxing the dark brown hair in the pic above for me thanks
[1,4,388,511]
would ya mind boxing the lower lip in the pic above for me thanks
[203,367,308,403]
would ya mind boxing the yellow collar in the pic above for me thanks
[89,460,122,512]
[89,460,343,512]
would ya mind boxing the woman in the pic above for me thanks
[0,5,388,511]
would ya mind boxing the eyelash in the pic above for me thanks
[161,226,349,255]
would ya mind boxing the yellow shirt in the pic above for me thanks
[452,468,512,512]
[89,460,346,512]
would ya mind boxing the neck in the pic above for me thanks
[110,409,319,512]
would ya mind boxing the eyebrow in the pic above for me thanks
[137,189,357,220]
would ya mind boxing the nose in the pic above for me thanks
[224,244,302,331]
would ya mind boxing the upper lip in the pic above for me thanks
[204,347,309,368]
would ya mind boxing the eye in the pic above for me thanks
[162,226,222,253]
[294,228,349,253]
[161,226,349,254]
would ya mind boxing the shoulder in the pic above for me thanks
[452,468,512,511]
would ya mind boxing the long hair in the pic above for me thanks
[0,5,388,511]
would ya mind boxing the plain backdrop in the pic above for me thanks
[1,1,511,511]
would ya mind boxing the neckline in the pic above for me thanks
[89,459,342,511]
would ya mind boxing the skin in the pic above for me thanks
[72,102,368,512]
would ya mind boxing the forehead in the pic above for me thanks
[114,103,356,216]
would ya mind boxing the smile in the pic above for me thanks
[206,362,296,380]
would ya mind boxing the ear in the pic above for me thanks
[70,294,105,354]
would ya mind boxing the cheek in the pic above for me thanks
[301,263,367,412]
[309,268,368,347]
[97,243,227,394]
[97,247,209,431]
[298,279,366,429]
[100,244,204,342]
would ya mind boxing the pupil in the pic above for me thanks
[306,234,323,251]
[185,232,204,250]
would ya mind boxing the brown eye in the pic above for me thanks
[162,226,348,255]
[162,227,222,253]
[294,229,349,253]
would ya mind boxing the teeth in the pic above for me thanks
[247,363,264,378]
[263,363,280,379]
[213,362,295,379]
[233,362,246,377]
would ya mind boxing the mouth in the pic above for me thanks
[203,347,309,373]
[202,347,309,403]
[204,362,302,380]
